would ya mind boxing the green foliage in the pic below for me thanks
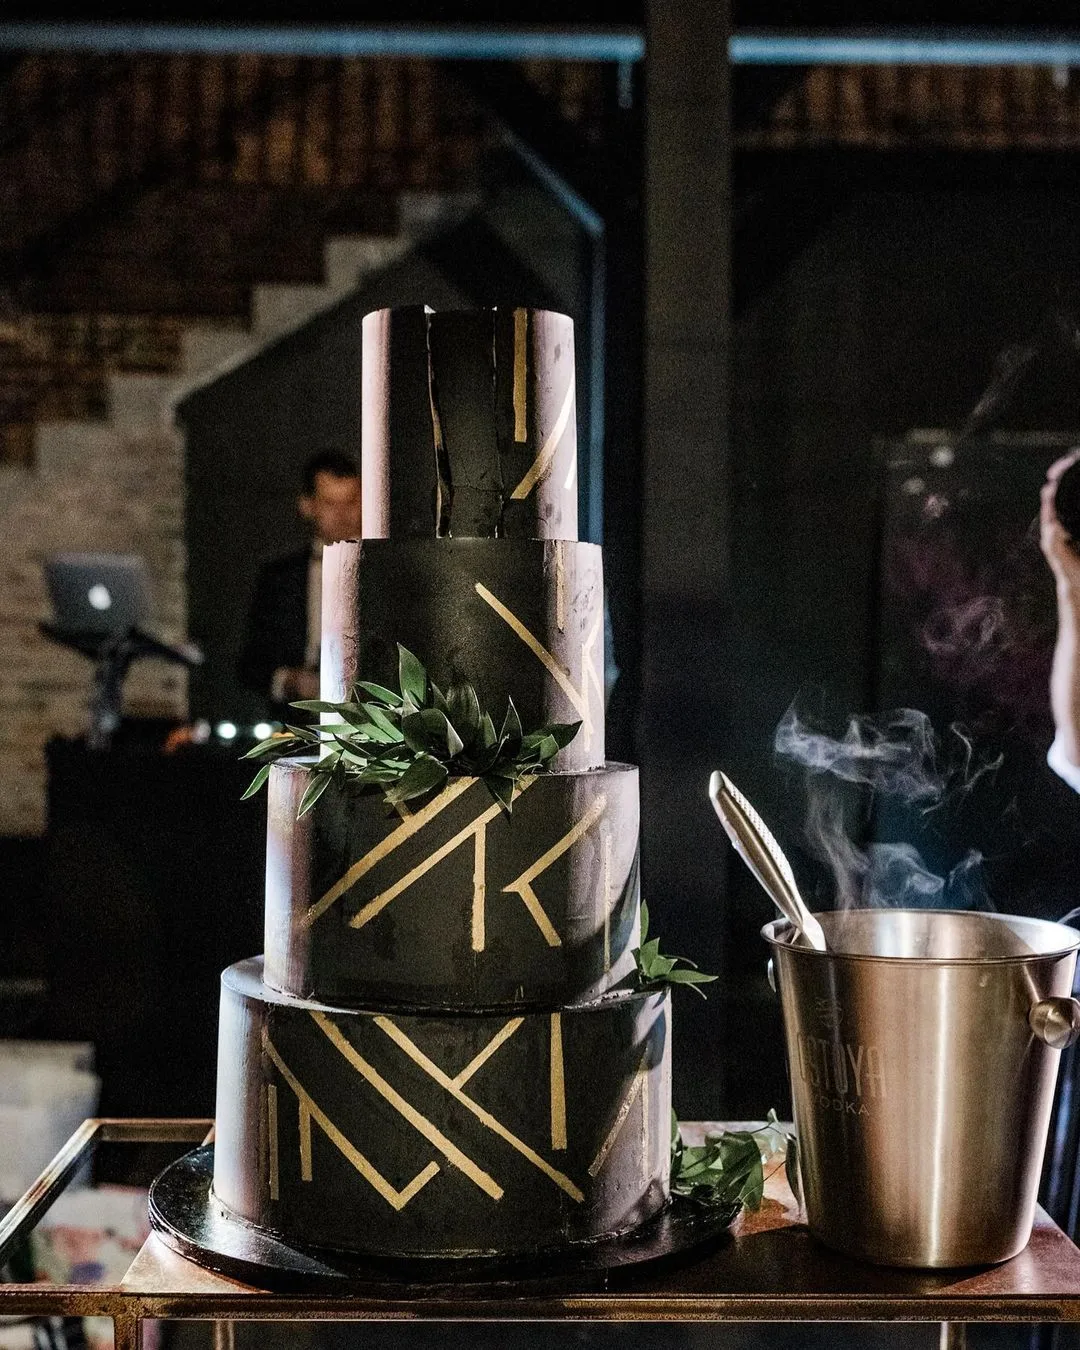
[241,645,580,817]
[670,1109,800,1217]
[633,901,719,998]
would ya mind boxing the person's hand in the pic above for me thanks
[280,667,320,702]
[1040,451,1080,599]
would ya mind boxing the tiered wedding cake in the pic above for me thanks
[212,306,671,1258]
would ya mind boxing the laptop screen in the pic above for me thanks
[43,553,151,636]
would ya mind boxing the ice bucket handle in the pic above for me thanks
[1030,998,1080,1050]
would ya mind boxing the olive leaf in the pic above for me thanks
[634,902,719,997]
[240,643,581,815]
[671,1110,799,1215]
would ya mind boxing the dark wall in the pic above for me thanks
[718,157,1080,1112]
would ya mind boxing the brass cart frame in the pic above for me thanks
[4,1120,1080,1350]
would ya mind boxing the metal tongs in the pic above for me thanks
[709,770,827,951]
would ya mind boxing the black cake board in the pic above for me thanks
[149,1146,737,1294]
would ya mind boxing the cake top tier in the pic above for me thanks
[361,307,578,541]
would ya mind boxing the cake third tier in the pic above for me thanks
[265,760,640,1008]
[321,537,605,771]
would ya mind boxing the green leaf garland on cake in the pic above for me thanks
[670,1109,800,1218]
[633,901,719,997]
[241,644,581,817]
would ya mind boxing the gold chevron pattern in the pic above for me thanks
[304,776,475,926]
[513,307,528,443]
[509,374,575,500]
[305,771,611,957]
[262,1030,441,1210]
[261,1012,661,1214]
[501,793,607,948]
[473,579,602,749]
[374,1015,586,1202]
[587,1048,651,1180]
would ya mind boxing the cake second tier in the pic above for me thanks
[321,538,605,771]
[265,760,640,1008]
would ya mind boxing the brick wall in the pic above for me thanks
[0,421,188,836]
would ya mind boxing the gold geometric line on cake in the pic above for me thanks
[299,1101,313,1182]
[427,314,448,534]
[513,307,528,443]
[267,1082,280,1200]
[549,1013,567,1151]
[309,1012,503,1201]
[374,1015,585,1203]
[262,1030,442,1210]
[304,776,475,926]
[555,541,566,633]
[510,376,574,500]
[451,1018,524,1089]
[471,823,486,952]
[348,784,533,932]
[473,581,593,747]
[580,608,603,747]
[501,793,607,948]
[641,1066,650,1187]
[587,1048,650,1179]
[564,439,577,492]
[602,826,613,972]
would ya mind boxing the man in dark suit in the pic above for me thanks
[238,449,362,723]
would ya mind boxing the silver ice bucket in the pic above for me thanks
[764,908,1080,1268]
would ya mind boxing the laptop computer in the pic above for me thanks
[43,553,152,638]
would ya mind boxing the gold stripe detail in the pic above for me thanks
[263,1031,441,1210]
[471,824,487,952]
[474,582,587,720]
[603,827,613,972]
[452,1018,524,1089]
[580,608,603,749]
[311,1012,503,1201]
[513,308,528,443]
[299,1101,312,1182]
[555,541,566,633]
[427,315,448,531]
[641,1066,650,1185]
[510,375,575,500]
[349,783,532,930]
[550,1014,567,1151]
[267,1083,279,1200]
[501,794,606,948]
[305,776,475,926]
[588,1051,649,1179]
[375,1015,585,1203]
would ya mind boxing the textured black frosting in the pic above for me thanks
[265,762,640,1008]
[321,539,605,771]
[361,307,578,540]
[213,959,670,1257]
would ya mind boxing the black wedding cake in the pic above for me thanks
[211,306,672,1259]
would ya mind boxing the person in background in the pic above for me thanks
[238,448,362,723]
[1040,449,1080,790]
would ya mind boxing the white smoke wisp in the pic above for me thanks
[774,705,944,803]
[774,701,994,912]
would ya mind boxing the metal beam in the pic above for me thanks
[731,30,1080,66]
[0,22,644,62]
[6,23,1080,68]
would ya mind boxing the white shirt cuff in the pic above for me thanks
[1048,733,1080,793]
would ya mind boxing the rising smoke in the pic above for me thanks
[775,701,1000,911]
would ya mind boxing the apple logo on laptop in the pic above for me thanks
[88,584,112,611]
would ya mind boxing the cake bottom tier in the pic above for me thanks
[213,959,671,1258]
